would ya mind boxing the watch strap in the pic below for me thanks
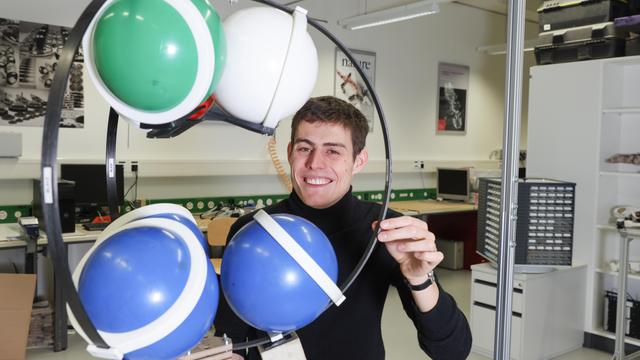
[405,271,435,291]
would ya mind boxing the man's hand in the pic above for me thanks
[375,216,443,285]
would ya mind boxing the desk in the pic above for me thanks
[389,199,476,215]
[389,200,485,269]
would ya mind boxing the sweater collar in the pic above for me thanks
[287,187,356,235]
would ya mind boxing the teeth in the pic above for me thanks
[305,177,330,185]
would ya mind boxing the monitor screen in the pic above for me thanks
[437,168,469,201]
[60,164,125,207]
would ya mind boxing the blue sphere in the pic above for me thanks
[144,213,209,257]
[78,224,218,359]
[221,213,338,332]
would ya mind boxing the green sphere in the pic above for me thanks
[92,0,224,112]
[194,0,226,93]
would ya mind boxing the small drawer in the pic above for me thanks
[471,303,522,358]
[472,278,524,313]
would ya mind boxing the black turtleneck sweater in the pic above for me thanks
[214,189,471,360]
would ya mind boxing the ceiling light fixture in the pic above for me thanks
[338,0,444,31]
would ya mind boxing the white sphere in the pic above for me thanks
[214,7,318,128]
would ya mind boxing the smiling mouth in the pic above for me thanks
[304,177,332,185]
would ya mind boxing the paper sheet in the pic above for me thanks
[0,223,22,241]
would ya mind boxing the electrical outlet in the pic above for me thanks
[413,160,424,169]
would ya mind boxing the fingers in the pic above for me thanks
[376,217,441,267]
[377,225,435,243]
[380,216,429,231]
[396,239,437,253]
[414,251,444,264]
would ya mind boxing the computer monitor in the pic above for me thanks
[60,164,125,207]
[436,167,470,202]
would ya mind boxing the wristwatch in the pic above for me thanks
[404,271,436,291]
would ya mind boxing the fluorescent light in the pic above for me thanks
[338,0,443,30]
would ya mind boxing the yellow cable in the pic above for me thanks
[268,136,292,192]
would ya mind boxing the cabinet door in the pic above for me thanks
[527,61,601,268]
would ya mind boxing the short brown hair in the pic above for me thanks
[290,96,369,158]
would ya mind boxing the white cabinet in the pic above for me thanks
[527,56,640,345]
[470,263,586,359]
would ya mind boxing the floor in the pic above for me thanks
[27,269,611,359]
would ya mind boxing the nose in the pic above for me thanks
[305,150,324,169]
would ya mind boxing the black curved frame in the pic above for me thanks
[41,0,392,353]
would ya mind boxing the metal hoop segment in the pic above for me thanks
[41,0,392,353]
[106,107,120,221]
[41,0,109,349]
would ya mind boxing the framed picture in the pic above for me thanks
[334,48,376,132]
[436,62,469,135]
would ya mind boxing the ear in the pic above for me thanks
[352,148,368,174]
[287,141,293,163]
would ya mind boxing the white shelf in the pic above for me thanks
[590,328,640,347]
[599,171,640,178]
[602,107,640,114]
[597,224,617,231]
[595,268,640,281]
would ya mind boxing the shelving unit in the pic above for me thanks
[527,56,640,348]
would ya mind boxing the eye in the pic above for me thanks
[328,148,342,156]
[296,146,311,153]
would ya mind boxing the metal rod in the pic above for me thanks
[614,232,630,359]
[494,1,526,359]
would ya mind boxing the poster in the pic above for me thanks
[437,62,469,134]
[0,18,84,128]
[334,48,375,132]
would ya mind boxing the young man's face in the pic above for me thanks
[288,120,368,209]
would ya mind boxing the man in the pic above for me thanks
[214,96,471,359]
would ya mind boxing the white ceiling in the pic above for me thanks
[310,0,541,23]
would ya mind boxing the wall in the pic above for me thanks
[0,0,535,205]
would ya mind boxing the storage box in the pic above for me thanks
[438,238,464,270]
[535,22,626,65]
[603,290,640,339]
[614,14,640,32]
[0,273,36,360]
[627,35,640,55]
[538,0,629,32]
[477,178,576,266]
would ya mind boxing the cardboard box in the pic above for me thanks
[0,273,36,360]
